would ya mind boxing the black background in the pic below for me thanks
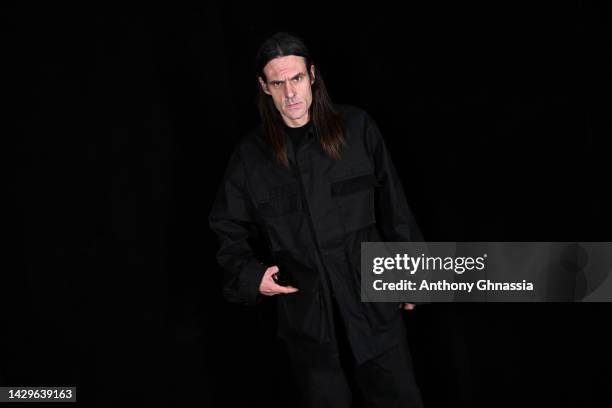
[6,2,611,407]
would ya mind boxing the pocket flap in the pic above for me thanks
[257,182,302,217]
[331,173,380,197]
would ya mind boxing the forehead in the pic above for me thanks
[263,55,308,80]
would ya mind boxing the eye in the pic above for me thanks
[272,82,282,88]
[293,76,302,82]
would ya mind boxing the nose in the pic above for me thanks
[284,81,296,99]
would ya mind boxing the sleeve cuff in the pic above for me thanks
[239,260,268,306]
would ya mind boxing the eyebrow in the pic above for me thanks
[269,73,304,84]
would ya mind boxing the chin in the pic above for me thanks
[285,110,305,121]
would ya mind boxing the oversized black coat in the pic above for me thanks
[208,104,423,364]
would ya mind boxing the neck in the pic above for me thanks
[282,111,310,128]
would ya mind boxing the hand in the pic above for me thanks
[258,265,299,296]
[399,302,416,311]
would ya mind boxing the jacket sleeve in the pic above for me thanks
[364,110,424,243]
[208,147,267,306]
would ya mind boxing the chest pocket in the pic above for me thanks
[256,182,302,218]
[255,182,305,251]
[331,170,380,232]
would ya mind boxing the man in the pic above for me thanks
[209,32,424,407]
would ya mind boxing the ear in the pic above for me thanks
[309,65,316,84]
[258,76,271,95]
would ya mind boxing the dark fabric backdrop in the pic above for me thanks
[6,2,611,407]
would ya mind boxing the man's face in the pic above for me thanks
[258,55,315,128]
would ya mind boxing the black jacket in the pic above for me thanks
[208,104,422,364]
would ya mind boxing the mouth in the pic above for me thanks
[286,102,301,110]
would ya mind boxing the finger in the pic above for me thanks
[403,303,415,310]
[267,265,279,275]
[266,273,281,283]
[265,282,295,294]
[278,285,299,294]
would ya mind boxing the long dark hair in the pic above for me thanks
[254,32,344,168]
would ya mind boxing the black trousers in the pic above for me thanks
[282,295,424,408]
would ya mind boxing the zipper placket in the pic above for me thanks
[291,155,336,340]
